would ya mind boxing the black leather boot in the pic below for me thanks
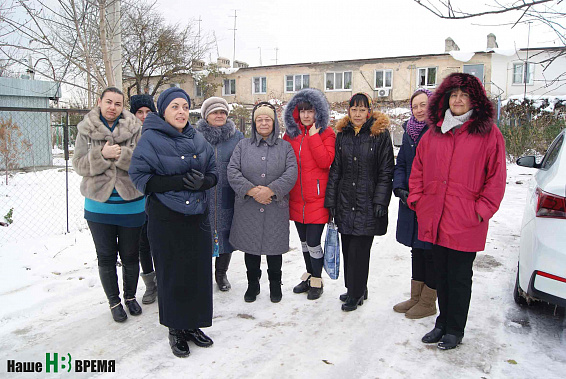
[184,328,213,347]
[215,253,232,291]
[244,269,261,302]
[268,269,282,303]
[422,326,445,343]
[340,288,368,302]
[168,328,190,358]
[98,266,126,322]
[341,294,365,311]
[293,272,311,294]
[437,334,462,350]
[123,263,142,316]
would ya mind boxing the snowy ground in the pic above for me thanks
[0,164,565,378]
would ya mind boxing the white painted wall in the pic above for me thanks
[490,49,566,99]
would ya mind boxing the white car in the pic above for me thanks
[515,129,566,309]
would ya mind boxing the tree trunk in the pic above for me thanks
[99,0,115,87]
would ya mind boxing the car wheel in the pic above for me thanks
[513,269,528,306]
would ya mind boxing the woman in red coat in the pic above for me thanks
[408,73,506,350]
[283,88,335,300]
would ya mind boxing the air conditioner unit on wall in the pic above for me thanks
[377,89,390,97]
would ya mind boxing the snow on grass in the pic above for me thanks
[0,164,564,378]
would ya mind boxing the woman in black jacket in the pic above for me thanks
[325,93,394,311]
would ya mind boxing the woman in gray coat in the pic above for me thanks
[228,102,298,303]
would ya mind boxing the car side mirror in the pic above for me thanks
[516,155,540,168]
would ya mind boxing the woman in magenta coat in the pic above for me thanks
[408,73,506,350]
[283,88,335,300]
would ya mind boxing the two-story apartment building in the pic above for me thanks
[128,35,565,110]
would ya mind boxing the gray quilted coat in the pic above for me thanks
[227,111,298,256]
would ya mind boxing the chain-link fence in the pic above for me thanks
[0,106,89,245]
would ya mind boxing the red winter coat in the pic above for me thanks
[408,120,506,252]
[283,90,336,224]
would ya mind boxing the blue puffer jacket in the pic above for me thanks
[393,121,431,249]
[129,113,216,215]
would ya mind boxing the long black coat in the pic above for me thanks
[393,121,432,250]
[325,112,394,236]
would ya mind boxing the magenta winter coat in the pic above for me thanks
[407,120,506,252]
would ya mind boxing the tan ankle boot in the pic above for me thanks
[405,285,437,319]
[393,280,424,313]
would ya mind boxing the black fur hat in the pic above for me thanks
[130,94,157,114]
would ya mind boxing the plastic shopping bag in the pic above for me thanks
[323,222,340,280]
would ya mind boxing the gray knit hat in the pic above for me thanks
[201,97,229,120]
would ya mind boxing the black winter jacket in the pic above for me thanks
[325,111,394,236]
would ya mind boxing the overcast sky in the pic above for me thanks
[156,0,561,67]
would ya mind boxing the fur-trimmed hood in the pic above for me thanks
[284,88,330,138]
[77,107,141,144]
[196,118,237,145]
[335,111,390,136]
[428,73,494,135]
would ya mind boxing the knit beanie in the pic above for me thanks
[254,104,275,121]
[129,94,156,114]
[157,87,191,118]
[201,97,229,120]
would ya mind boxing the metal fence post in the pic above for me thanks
[64,111,70,234]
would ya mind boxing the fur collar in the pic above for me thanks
[77,107,140,143]
[196,118,236,145]
[335,111,390,136]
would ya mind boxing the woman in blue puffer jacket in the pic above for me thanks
[392,88,436,320]
[129,87,217,358]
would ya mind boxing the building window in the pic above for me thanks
[513,62,534,85]
[375,70,393,89]
[223,79,236,96]
[285,74,309,92]
[418,67,437,87]
[325,71,352,91]
[252,77,267,94]
[195,82,204,97]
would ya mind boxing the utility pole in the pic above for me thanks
[273,47,279,65]
[524,22,531,100]
[230,10,238,66]
[258,47,262,66]
[196,16,202,56]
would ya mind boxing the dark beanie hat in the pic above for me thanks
[157,87,191,118]
[129,94,156,114]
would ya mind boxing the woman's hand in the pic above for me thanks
[253,186,274,205]
[102,141,121,159]
[308,123,320,136]
[246,187,260,197]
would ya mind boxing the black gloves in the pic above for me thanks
[183,169,205,191]
[374,204,388,218]
[328,207,336,220]
[145,174,185,193]
[183,169,217,191]
[394,188,409,207]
